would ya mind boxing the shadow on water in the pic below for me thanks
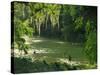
[13,57,87,74]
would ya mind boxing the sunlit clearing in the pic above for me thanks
[32,40,43,43]
[56,41,65,44]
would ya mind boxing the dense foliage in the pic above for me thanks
[12,2,97,64]
[13,57,96,73]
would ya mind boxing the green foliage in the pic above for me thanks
[69,6,77,18]
[85,20,91,34]
[12,2,97,66]
[14,2,34,38]
[74,16,83,30]
[17,38,25,50]
[14,57,91,73]
[85,32,97,64]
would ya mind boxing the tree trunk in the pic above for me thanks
[45,14,48,30]
[57,16,60,30]
[38,24,41,36]
[22,4,25,19]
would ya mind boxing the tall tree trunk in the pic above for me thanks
[22,4,25,19]
[57,16,60,30]
[38,24,41,36]
[45,14,48,30]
